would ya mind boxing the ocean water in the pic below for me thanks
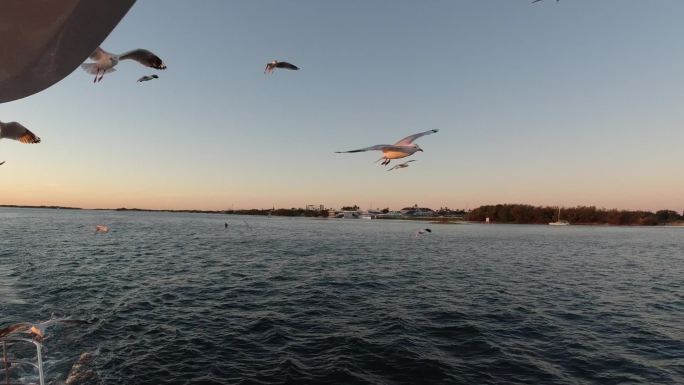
[0,208,683,385]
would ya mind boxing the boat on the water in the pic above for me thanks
[549,207,570,226]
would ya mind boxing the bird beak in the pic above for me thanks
[418,149,424,152]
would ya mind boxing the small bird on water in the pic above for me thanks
[413,228,432,238]
[137,74,159,82]
[81,47,167,83]
[264,60,299,74]
[95,225,109,233]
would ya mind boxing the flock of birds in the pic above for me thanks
[0,46,171,165]
[0,0,564,349]
[1,42,439,170]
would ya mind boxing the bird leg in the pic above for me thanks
[98,72,105,82]
[93,69,99,83]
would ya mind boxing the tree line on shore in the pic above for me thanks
[465,204,684,226]
[5,204,683,225]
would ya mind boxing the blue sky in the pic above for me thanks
[2,0,683,210]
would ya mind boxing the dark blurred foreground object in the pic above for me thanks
[0,0,136,103]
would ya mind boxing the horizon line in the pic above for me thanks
[1,203,681,214]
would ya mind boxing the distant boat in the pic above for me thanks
[549,207,570,226]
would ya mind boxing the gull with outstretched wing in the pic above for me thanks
[81,47,167,83]
[0,318,91,342]
[335,129,438,166]
[264,60,299,74]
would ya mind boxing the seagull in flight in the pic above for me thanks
[387,160,416,171]
[532,0,559,3]
[0,318,91,343]
[81,47,167,83]
[0,121,41,144]
[264,60,299,74]
[137,74,159,82]
[335,129,438,166]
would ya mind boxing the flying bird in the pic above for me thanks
[137,74,159,82]
[532,0,559,3]
[0,318,91,343]
[95,225,109,233]
[335,129,439,166]
[81,47,167,83]
[387,160,416,171]
[0,121,41,144]
[413,228,432,238]
[264,60,299,74]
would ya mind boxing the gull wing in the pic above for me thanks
[0,323,31,338]
[275,61,299,70]
[119,49,167,70]
[393,129,439,146]
[335,145,407,153]
[0,161,5,166]
[0,122,41,143]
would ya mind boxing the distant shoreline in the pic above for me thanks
[0,204,82,210]
[2,205,683,227]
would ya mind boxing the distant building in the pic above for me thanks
[400,205,435,216]
[328,210,361,218]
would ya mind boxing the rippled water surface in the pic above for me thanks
[1,208,683,384]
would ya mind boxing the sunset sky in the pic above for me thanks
[1,0,683,211]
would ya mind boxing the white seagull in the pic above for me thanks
[335,129,438,166]
[0,121,41,144]
[95,225,109,233]
[137,74,159,82]
[0,318,91,343]
[387,160,416,171]
[264,60,299,74]
[81,47,167,83]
